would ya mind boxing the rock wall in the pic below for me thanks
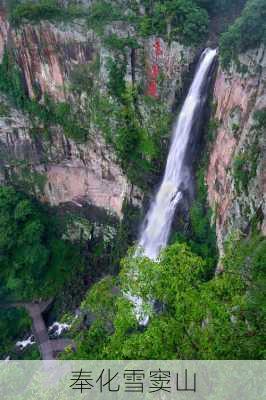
[0,9,195,217]
[207,46,266,253]
[0,9,95,101]
[0,97,142,216]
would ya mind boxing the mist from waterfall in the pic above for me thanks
[128,48,217,325]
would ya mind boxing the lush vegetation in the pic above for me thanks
[1,0,265,362]
[0,186,84,302]
[9,0,85,27]
[0,307,31,359]
[92,55,169,189]
[196,0,246,14]
[232,108,265,193]
[220,0,266,67]
[139,0,209,45]
[86,0,125,35]
[173,167,218,277]
[0,50,87,142]
[85,0,247,46]
[62,232,265,360]
[171,116,219,277]
[87,0,209,45]
[0,101,10,117]
[233,151,258,194]
[8,0,244,45]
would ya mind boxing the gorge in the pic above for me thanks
[0,0,265,361]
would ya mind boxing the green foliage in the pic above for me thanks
[114,101,156,186]
[220,0,266,68]
[0,186,85,302]
[69,59,100,95]
[106,58,127,101]
[233,153,251,193]
[87,1,124,34]
[18,344,41,360]
[254,107,266,129]
[196,0,245,14]
[171,115,218,275]
[222,234,266,358]
[86,0,209,45]
[138,15,153,37]
[62,276,118,360]
[138,0,209,45]
[94,57,160,188]
[111,89,156,185]
[7,160,47,195]
[206,117,219,143]
[9,0,85,27]
[189,169,218,274]
[104,34,139,51]
[0,101,10,116]
[172,165,218,277]
[233,143,259,194]
[0,307,31,359]
[0,50,28,109]
[0,50,87,142]
[63,235,265,360]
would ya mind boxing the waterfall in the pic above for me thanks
[128,48,217,325]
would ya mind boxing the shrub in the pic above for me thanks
[0,186,85,302]
[233,146,258,194]
[106,58,127,101]
[62,235,265,360]
[9,0,84,27]
[220,0,266,68]
[87,1,123,34]
[0,50,87,142]
[254,108,266,129]
[0,307,31,359]
[103,34,139,51]
[145,0,209,45]
[0,101,10,116]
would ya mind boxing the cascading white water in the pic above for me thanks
[129,48,217,325]
[139,48,217,260]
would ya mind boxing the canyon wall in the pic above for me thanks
[208,46,266,253]
[0,8,195,217]
[2,3,264,252]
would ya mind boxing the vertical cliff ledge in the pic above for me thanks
[0,6,195,217]
[208,46,266,253]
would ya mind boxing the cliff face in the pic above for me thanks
[207,46,266,253]
[0,10,95,100]
[2,4,264,251]
[0,101,138,215]
[0,8,195,217]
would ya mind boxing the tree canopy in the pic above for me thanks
[63,236,265,360]
[0,186,84,302]
[220,0,266,67]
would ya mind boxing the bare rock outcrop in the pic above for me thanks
[0,8,195,217]
[207,46,266,253]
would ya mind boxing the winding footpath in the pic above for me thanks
[1,300,75,360]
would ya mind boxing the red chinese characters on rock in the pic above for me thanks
[147,39,162,98]
[148,80,158,97]
[154,39,163,57]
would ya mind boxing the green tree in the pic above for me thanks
[9,0,84,27]
[0,186,84,302]
[220,0,266,67]
[0,307,31,359]
[62,237,265,360]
